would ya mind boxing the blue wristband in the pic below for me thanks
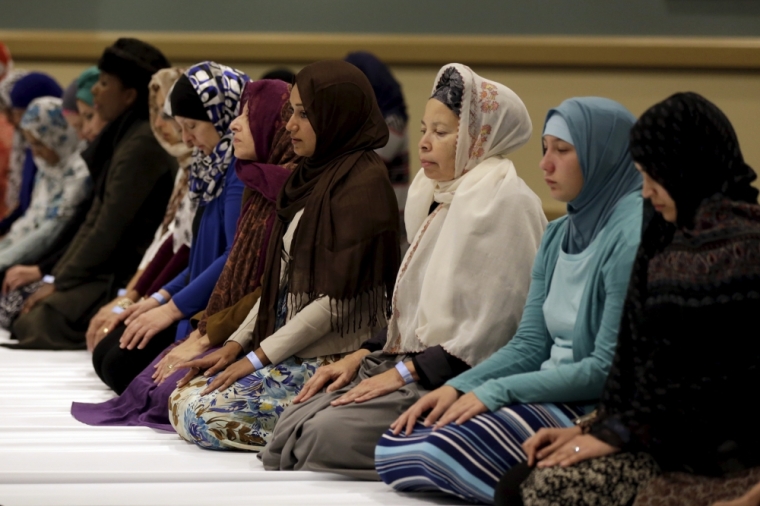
[246,351,264,371]
[395,361,414,385]
[111,305,125,315]
[42,275,55,284]
[150,292,167,305]
[117,288,127,297]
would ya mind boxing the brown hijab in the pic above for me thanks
[198,80,298,345]
[254,60,401,346]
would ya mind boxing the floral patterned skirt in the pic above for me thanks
[169,354,345,451]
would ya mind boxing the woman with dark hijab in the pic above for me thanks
[169,60,401,451]
[514,93,760,506]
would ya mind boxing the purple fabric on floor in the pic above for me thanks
[71,345,218,431]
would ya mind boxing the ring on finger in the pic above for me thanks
[103,328,109,334]
[574,446,581,453]
[167,364,174,370]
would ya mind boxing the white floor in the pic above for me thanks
[0,331,464,506]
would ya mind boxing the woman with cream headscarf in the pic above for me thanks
[377,96,643,504]
[262,63,546,478]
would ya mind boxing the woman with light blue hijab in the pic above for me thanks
[374,97,644,504]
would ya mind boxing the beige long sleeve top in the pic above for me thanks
[227,210,385,365]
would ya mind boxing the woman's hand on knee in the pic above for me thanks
[3,265,42,294]
[536,434,618,468]
[87,310,129,352]
[294,349,369,404]
[177,342,242,388]
[20,283,55,315]
[433,391,488,430]
[201,357,254,395]
[330,365,408,407]
[153,331,211,385]
[390,385,461,436]
[523,426,581,467]
[120,302,181,350]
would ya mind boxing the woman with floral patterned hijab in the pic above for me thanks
[261,63,546,479]
[374,94,644,503]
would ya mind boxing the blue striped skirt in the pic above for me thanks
[375,402,588,504]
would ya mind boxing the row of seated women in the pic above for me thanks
[1,37,759,506]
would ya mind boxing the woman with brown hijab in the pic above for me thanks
[170,60,401,450]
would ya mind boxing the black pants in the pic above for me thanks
[92,322,178,394]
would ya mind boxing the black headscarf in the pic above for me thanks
[590,93,760,476]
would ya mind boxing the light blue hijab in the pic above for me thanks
[543,97,642,254]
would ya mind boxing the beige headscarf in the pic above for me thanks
[384,64,547,366]
[148,68,195,251]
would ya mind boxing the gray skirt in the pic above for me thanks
[260,351,427,480]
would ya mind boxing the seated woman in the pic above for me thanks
[71,78,298,430]
[516,93,760,506]
[374,96,643,504]
[90,62,247,393]
[73,67,107,144]
[0,72,63,235]
[84,67,193,353]
[0,97,90,274]
[0,66,105,330]
[261,63,547,478]
[168,60,401,450]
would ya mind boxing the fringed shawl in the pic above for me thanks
[253,60,401,347]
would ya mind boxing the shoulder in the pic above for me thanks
[600,192,643,250]
[114,121,169,160]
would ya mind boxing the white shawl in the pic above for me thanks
[384,64,547,366]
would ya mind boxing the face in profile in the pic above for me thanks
[636,163,677,223]
[229,103,257,161]
[91,71,136,123]
[418,98,458,182]
[77,100,107,142]
[540,135,584,203]
[285,85,317,158]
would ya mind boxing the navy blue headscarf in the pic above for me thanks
[345,51,407,122]
[544,97,642,254]
[10,72,62,109]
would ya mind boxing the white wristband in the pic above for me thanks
[246,351,264,371]
[42,275,55,284]
[395,361,414,385]
[150,292,167,305]
[111,305,125,314]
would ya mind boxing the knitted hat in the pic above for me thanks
[10,72,63,109]
[98,37,170,118]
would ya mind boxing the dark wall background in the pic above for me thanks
[1,0,758,36]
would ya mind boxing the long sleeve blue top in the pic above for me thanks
[162,161,244,340]
[448,192,642,411]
